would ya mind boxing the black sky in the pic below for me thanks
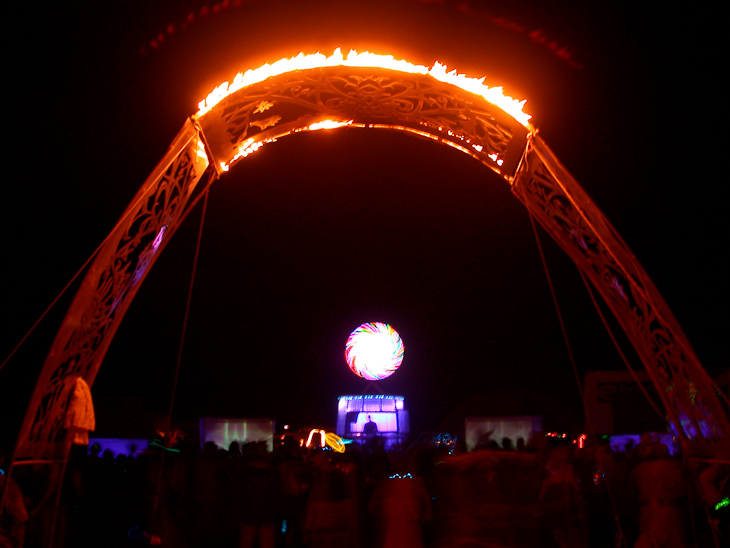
[2,1,720,443]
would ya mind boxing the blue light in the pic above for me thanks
[388,473,413,479]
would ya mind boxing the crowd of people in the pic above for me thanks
[2,431,727,548]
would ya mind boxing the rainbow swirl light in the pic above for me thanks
[345,322,405,381]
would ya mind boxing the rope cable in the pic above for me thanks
[1,167,216,547]
[527,212,629,548]
[573,235,722,548]
[527,214,588,422]
[0,159,212,373]
[575,268,666,421]
[0,228,118,373]
[709,376,730,408]
[151,184,211,527]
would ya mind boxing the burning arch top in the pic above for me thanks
[193,49,531,178]
[13,50,728,462]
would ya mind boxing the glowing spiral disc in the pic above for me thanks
[345,322,405,381]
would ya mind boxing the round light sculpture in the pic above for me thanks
[345,322,405,381]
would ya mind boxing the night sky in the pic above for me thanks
[2,1,719,445]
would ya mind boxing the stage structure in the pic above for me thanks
[9,49,730,475]
[465,415,543,452]
[199,417,275,453]
[336,394,409,450]
[339,323,408,449]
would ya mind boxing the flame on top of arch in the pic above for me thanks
[195,48,532,128]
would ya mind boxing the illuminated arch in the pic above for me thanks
[12,50,729,462]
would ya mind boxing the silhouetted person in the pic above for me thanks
[516,437,526,452]
[539,443,588,548]
[364,416,378,436]
[369,447,432,548]
[276,450,311,548]
[304,452,359,548]
[633,442,689,548]
[0,459,29,548]
[190,442,225,547]
[370,474,431,548]
[236,450,282,548]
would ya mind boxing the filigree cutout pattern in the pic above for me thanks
[17,125,208,459]
[512,137,727,447]
[198,67,518,175]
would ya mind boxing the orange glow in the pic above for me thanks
[196,49,531,127]
[195,139,208,161]
[325,432,346,453]
[306,429,326,448]
[304,429,346,452]
[218,120,353,171]
[222,137,277,170]
[306,120,353,131]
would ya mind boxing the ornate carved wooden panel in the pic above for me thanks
[14,121,209,460]
[511,136,729,456]
[196,66,528,179]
